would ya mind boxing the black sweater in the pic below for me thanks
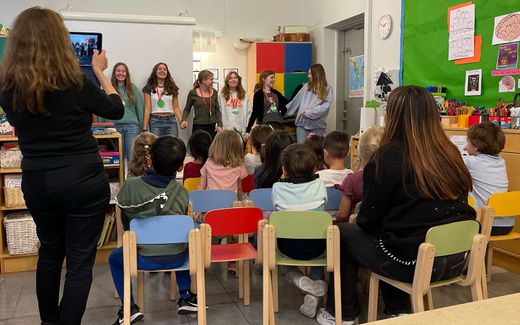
[245,89,288,132]
[357,144,476,262]
[0,76,124,170]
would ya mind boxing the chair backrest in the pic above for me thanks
[269,211,332,239]
[184,177,201,192]
[205,207,263,236]
[189,190,237,213]
[425,220,479,257]
[130,215,195,244]
[487,191,520,218]
[325,187,342,211]
[242,175,255,194]
[249,188,273,211]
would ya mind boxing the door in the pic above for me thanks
[339,28,364,135]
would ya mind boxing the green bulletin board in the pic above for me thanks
[0,36,6,63]
[402,0,519,107]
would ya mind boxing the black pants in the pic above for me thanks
[325,223,467,321]
[193,123,217,140]
[22,163,110,325]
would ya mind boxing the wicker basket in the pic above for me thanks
[4,212,39,255]
[4,187,25,208]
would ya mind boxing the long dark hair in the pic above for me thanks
[146,62,179,97]
[188,130,212,164]
[373,86,472,199]
[254,131,293,188]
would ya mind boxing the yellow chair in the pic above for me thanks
[485,192,520,282]
[184,177,201,192]
[367,220,488,322]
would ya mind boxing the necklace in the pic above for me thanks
[200,87,213,116]
[156,86,165,108]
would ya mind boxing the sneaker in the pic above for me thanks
[112,304,144,325]
[177,294,198,315]
[299,294,319,318]
[316,308,355,325]
[294,276,327,297]
[227,261,237,274]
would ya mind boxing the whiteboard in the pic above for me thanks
[64,18,194,143]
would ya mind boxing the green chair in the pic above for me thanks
[261,211,342,325]
[367,220,488,322]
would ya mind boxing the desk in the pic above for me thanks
[369,293,520,324]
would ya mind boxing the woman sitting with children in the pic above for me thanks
[316,86,476,325]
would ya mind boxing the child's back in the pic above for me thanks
[184,130,212,182]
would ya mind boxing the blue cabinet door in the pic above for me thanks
[284,43,312,73]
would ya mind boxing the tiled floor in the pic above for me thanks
[0,263,519,324]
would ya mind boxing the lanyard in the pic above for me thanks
[264,91,275,104]
[201,88,213,115]
[156,87,165,108]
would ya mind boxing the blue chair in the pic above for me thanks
[248,188,273,213]
[189,190,238,214]
[123,215,207,325]
[325,187,343,211]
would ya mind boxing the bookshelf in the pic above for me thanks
[0,132,123,274]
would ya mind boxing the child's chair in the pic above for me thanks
[184,177,201,193]
[241,175,255,195]
[262,211,342,325]
[200,207,266,305]
[248,188,273,217]
[484,191,520,282]
[122,215,207,325]
[367,220,488,322]
[188,190,240,218]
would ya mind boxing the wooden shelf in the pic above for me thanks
[1,205,27,211]
[104,165,120,169]
[0,168,22,173]
[95,133,121,139]
[0,137,17,141]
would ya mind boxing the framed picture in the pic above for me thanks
[208,68,219,80]
[464,69,482,96]
[193,71,199,83]
[496,43,518,69]
[212,82,220,92]
[223,68,239,78]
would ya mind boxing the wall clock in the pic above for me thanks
[378,14,392,40]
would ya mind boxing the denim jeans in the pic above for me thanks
[115,123,140,162]
[296,126,325,144]
[150,114,178,137]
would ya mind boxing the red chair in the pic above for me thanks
[200,207,265,305]
[241,175,255,195]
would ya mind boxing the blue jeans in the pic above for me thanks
[296,126,325,144]
[149,114,178,137]
[108,247,191,304]
[115,123,140,163]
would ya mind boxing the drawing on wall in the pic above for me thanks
[492,12,520,45]
[496,43,518,69]
[448,3,475,61]
[349,55,365,98]
[499,76,515,93]
[464,69,482,96]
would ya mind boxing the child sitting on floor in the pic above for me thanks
[337,127,384,222]
[244,125,273,174]
[272,143,328,319]
[305,133,325,171]
[183,129,212,183]
[110,136,198,325]
[254,130,293,188]
[317,131,352,187]
[128,131,158,177]
[464,121,511,235]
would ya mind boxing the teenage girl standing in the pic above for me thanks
[245,70,288,135]
[219,71,249,135]
[142,62,183,136]
[181,70,222,139]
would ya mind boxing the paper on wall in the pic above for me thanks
[448,3,475,61]
[492,12,520,45]
[499,76,516,93]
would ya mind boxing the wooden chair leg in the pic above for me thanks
[244,260,251,306]
[426,289,434,310]
[367,275,379,322]
[323,267,329,308]
[411,292,425,313]
[137,272,144,312]
[481,271,489,299]
[333,268,342,325]
[170,271,177,301]
[123,269,131,325]
[486,243,494,282]
[272,266,279,313]
[238,259,244,299]
[263,263,271,324]
[268,271,275,325]
[191,274,198,294]
[470,280,484,301]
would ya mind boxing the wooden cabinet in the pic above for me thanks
[0,133,123,274]
[247,42,312,99]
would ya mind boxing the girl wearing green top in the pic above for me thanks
[106,62,144,161]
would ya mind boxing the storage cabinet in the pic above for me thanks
[0,133,123,274]
[247,42,312,99]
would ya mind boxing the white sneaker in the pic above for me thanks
[299,294,319,318]
[316,308,355,325]
[295,276,327,297]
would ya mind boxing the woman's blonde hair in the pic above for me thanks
[254,70,275,92]
[373,86,472,199]
[208,130,244,167]
[129,132,158,176]
[307,64,328,101]
[221,71,246,101]
[193,70,214,89]
[358,127,384,168]
[0,7,83,115]
[111,62,135,106]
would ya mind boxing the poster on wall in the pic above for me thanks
[464,69,482,96]
[349,55,364,98]
[492,12,520,45]
[448,3,475,60]
[496,43,518,69]
[499,76,515,92]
